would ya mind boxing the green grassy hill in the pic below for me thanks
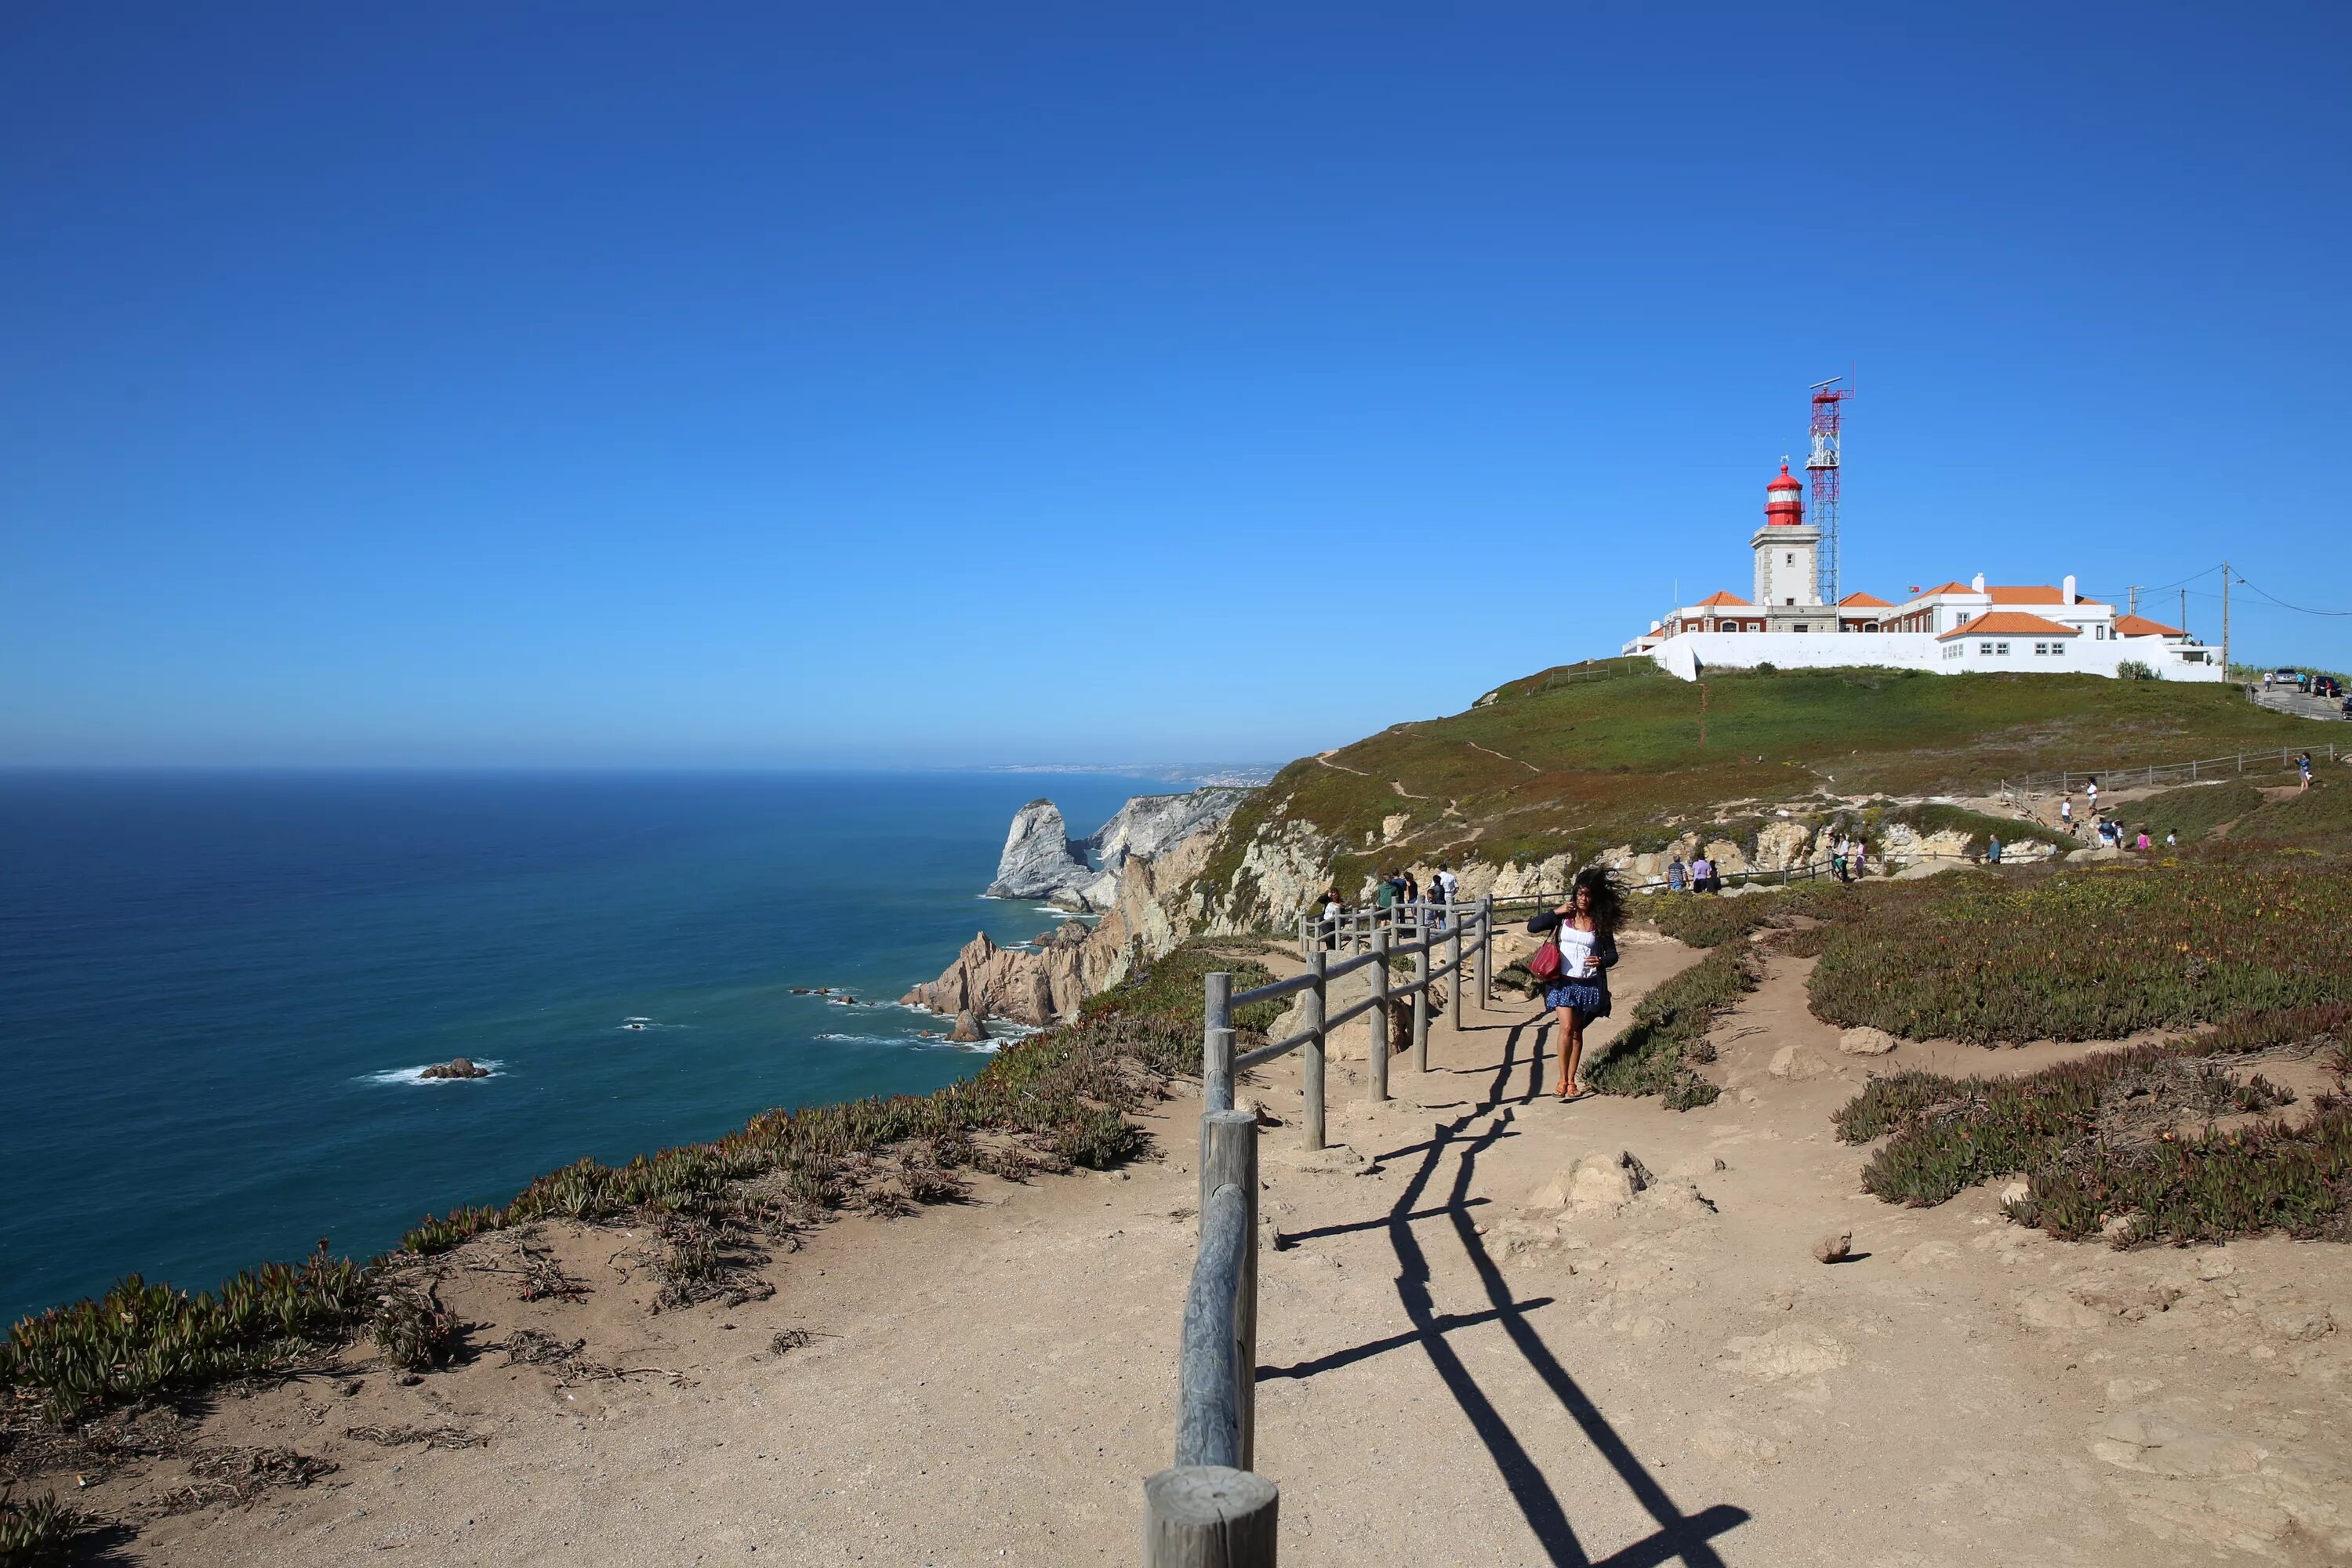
[1200,662,2321,915]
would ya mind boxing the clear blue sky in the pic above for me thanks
[5,3,2347,767]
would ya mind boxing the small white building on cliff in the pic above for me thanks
[1623,463,2223,682]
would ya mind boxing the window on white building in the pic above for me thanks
[1980,642,1994,655]
[1996,642,2011,655]
[1794,623,1810,633]
[1784,553,1794,565]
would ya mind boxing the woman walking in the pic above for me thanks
[1528,867,1621,1102]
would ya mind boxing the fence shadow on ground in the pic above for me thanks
[1258,1013,1749,1566]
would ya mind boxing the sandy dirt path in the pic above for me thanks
[58,935,2352,1566]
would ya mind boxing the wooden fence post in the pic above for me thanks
[1203,972,1233,1114]
[1448,906,1465,1029]
[1367,927,1391,1102]
[1197,1109,1258,1469]
[1478,895,1494,1009]
[1411,922,1429,1074]
[1145,1467,1278,1568]
[1302,949,1327,1152]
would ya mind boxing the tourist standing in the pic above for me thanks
[1319,890,1341,953]
[1691,851,1715,894]
[1667,855,1687,893]
[2060,794,2074,834]
[1528,868,1621,1102]
[1987,834,2002,865]
[2085,778,2100,816]
[1832,835,1849,882]
[2299,753,2314,791]
[1851,840,1867,879]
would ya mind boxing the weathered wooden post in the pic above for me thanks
[1203,972,1233,1114]
[1297,912,1310,966]
[1411,919,1430,1073]
[1367,927,1391,1102]
[1144,1467,1278,1567]
[1196,1109,1258,1468]
[1478,894,1494,1009]
[1448,903,1465,1029]
[1302,949,1327,1152]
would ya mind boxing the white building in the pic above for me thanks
[1623,464,2223,682]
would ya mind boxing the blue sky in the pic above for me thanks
[5,3,2347,767]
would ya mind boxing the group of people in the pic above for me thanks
[1315,864,1461,951]
[1664,853,1718,894]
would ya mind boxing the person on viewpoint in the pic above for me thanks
[1691,851,1715,894]
[1667,855,1687,893]
[1528,867,1621,1102]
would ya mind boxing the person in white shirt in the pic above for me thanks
[1526,868,1621,1102]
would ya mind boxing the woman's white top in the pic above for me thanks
[1558,923,1599,978]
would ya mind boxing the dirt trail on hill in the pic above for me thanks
[67,945,2352,1566]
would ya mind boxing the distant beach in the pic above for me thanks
[0,768,1185,1323]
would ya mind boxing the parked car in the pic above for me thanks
[2269,667,2301,686]
[2341,694,2352,717]
[2314,675,2343,699]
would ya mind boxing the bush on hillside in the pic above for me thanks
[1833,1004,2351,1246]
[2122,779,2270,842]
[1809,864,2352,1043]
[2118,659,2158,681]
[1586,943,1755,1109]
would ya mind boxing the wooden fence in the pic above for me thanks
[1998,742,2336,804]
[1142,898,1496,1566]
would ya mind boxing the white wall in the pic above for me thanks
[1646,631,2226,683]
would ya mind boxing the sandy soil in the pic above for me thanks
[30,938,2352,1566]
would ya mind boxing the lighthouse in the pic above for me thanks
[1751,460,1823,615]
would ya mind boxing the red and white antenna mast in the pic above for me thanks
[1806,376,1848,604]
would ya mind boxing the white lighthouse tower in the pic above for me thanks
[1751,460,1823,618]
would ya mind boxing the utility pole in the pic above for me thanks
[2222,562,2231,680]
[2127,585,2143,615]
[2180,587,2188,638]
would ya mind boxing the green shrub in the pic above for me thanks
[0,1490,85,1565]
[1834,1004,2351,1245]
[1587,943,1755,1109]
[2123,779,2269,842]
[2118,659,2157,681]
[1809,865,2352,1043]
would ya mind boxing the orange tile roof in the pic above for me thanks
[2113,613,2188,638]
[1936,611,2082,643]
[1837,590,1893,608]
[1693,590,1753,608]
[1911,581,1980,598]
[1985,584,2064,604]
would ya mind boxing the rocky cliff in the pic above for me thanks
[906,822,1220,1025]
[982,786,1250,913]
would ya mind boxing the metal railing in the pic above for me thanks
[1142,898,1496,1566]
[1998,743,2336,804]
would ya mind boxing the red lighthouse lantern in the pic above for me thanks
[1765,460,1805,528]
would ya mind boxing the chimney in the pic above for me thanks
[2063,574,2077,606]
[1971,572,1986,593]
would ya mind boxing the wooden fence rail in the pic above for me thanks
[1145,898,1497,1564]
[1998,742,2336,804]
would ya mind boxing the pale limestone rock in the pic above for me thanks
[947,1010,989,1044]
[1812,1231,1852,1264]
[985,799,1092,902]
[2017,1287,2108,1330]
[1837,1026,1896,1056]
[2092,1410,2268,1478]
[1718,1323,1849,1379]
[1528,1151,1647,1212]
[1767,1044,1833,1080]
[1999,1179,2031,1207]
[1753,819,1812,871]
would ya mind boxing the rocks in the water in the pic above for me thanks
[948,1010,990,1044]
[420,1058,488,1080]
[1768,1044,1834,1080]
[1813,1231,1853,1264]
[1837,1026,1896,1056]
[987,800,1094,902]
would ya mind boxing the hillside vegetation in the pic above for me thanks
[1203,661,2318,912]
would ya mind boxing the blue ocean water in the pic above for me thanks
[0,770,1175,1326]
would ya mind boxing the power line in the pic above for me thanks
[2233,571,2352,619]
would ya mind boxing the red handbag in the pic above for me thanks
[1529,935,1563,982]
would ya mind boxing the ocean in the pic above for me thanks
[0,769,1182,1326]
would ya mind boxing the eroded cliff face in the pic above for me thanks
[982,787,1250,913]
[904,821,1221,1026]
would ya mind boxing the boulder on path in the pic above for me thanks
[948,1010,991,1044]
[1768,1044,1834,1080]
[420,1057,488,1080]
[1529,1150,1650,1212]
[1837,1026,1896,1056]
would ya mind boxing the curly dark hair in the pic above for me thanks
[1568,866,1624,933]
